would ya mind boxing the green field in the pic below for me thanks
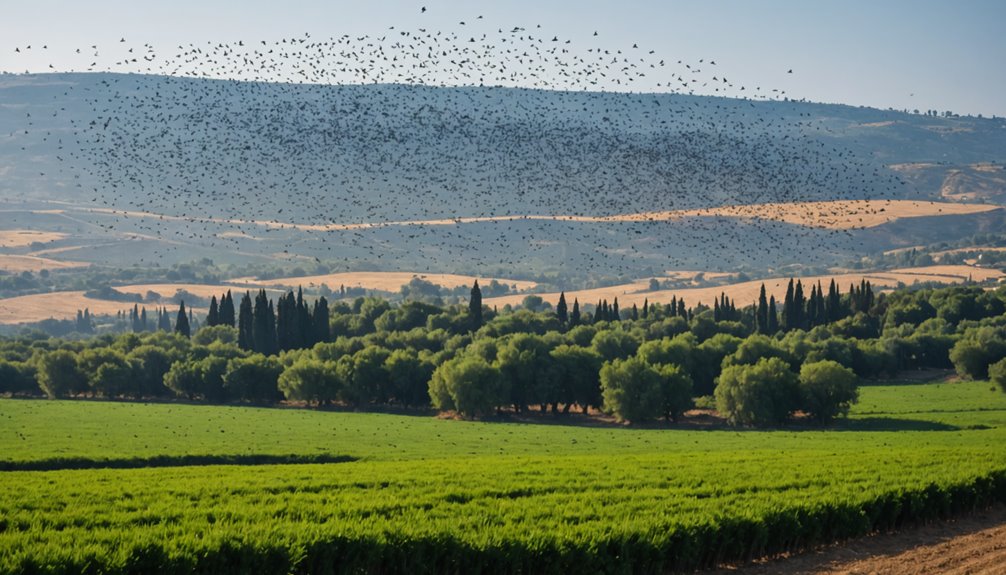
[2,379,1006,574]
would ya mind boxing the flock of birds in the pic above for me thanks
[0,9,911,276]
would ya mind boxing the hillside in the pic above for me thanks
[2,73,1006,277]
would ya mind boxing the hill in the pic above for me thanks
[2,73,1006,277]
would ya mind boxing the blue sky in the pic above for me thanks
[1,0,1003,116]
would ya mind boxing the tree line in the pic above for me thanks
[3,280,1006,427]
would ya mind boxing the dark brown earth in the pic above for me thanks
[708,506,1006,575]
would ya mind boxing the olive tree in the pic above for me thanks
[715,357,798,427]
[798,360,858,423]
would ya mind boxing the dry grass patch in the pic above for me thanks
[608,200,1001,230]
[0,255,88,273]
[0,230,67,248]
[236,271,538,293]
[0,292,141,324]
[485,265,1004,309]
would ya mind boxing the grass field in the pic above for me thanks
[1,379,1005,573]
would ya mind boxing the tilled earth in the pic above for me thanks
[709,506,1006,575]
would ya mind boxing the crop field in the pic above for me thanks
[485,265,1004,309]
[2,379,1006,573]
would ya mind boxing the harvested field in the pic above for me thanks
[236,271,538,292]
[0,254,88,273]
[0,291,143,324]
[110,283,276,300]
[0,230,66,248]
[484,265,1004,309]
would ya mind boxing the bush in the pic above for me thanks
[35,350,87,398]
[798,360,859,423]
[715,357,798,427]
[600,356,663,423]
[428,356,505,418]
[950,327,1006,380]
[277,358,339,406]
[657,364,693,422]
[989,358,1006,393]
[224,354,284,403]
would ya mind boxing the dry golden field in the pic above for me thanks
[0,255,89,273]
[0,291,162,324]
[235,271,538,292]
[0,230,66,248]
[607,200,1001,230]
[484,265,1004,309]
[44,199,999,233]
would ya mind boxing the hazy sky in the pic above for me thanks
[1,0,1003,116]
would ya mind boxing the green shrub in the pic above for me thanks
[715,357,798,427]
[799,360,859,423]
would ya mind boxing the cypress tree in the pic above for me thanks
[596,299,604,322]
[556,292,568,324]
[612,298,620,321]
[207,296,219,327]
[630,303,639,321]
[312,296,330,344]
[670,296,678,317]
[469,281,483,330]
[677,298,686,318]
[713,299,721,322]
[131,304,141,332]
[794,280,806,330]
[238,292,254,350]
[219,291,236,327]
[175,302,191,338]
[642,298,649,319]
[807,284,818,327]
[297,287,312,348]
[276,291,295,351]
[783,279,795,331]
[815,281,826,326]
[158,307,172,331]
[253,289,277,355]
[570,298,580,327]
[756,284,769,334]
[768,296,779,333]
[139,307,148,332]
[826,279,841,322]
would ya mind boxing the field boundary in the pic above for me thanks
[0,453,357,472]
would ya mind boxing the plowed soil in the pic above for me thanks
[709,506,1006,575]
